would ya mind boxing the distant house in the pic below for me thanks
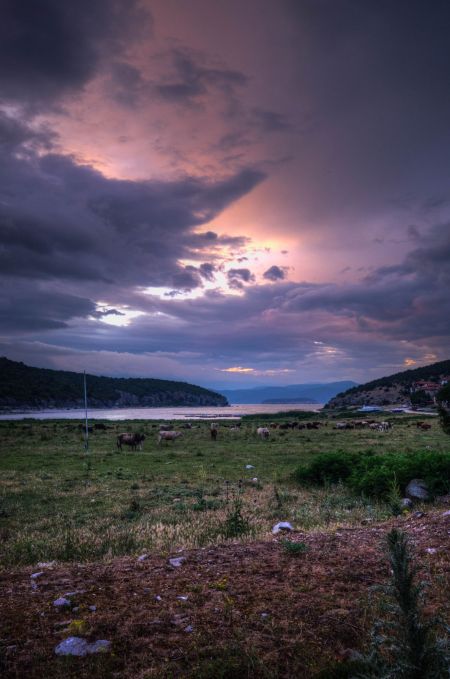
[410,380,441,394]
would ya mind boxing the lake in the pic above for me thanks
[0,403,323,421]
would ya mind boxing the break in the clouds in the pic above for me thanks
[1,0,450,388]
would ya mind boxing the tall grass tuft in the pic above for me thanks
[356,529,450,678]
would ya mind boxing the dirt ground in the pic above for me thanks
[1,510,449,678]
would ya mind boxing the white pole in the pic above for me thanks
[84,371,89,453]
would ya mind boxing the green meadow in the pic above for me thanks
[0,414,448,568]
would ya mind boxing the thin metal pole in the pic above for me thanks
[84,370,89,453]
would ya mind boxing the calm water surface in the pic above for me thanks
[0,403,323,421]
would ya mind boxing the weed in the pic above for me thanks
[356,529,450,678]
[281,539,308,556]
[222,497,251,539]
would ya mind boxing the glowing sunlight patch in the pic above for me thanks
[217,367,294,375]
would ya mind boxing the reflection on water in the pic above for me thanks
[0,403,323,421]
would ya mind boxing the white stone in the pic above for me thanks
[245,464,255,469]
[169,557,186,568]
[54,637,89,657]
[87,640,111,654]
[272,522,294,534]
[30,572,44,579]
[54,637,111,657]
[53,597,71,608]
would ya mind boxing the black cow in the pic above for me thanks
[117,432,145,451]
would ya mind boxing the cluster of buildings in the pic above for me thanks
[409,378,449,404]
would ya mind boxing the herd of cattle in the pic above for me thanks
[112,417,434,450]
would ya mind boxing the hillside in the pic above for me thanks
[326,359,450,409]
[219,381,357,404]
[0,357,227,410]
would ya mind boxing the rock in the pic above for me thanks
[137,554,149,562]
[88,605,97,612]
[87,640,111,654]
[401,498,413,510]
[245,464,255,469]
[155,595,162,601]
[37,561,57,568]
[169,557,186,568]
[261,612,269,619]
[54,637,111,657]
[252,477,258,483]
[53,597,71,608]
[426,547,438,554]
[177,595,188,601]
[30,572,44,580]
[442,510,450,517]
[405,479,430,502]
[413,511,425,519]
[184,625,194,633]
[272,522,294,534]
[54,637,89,657]
[171,614,189,626]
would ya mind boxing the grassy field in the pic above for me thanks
[1,413,448,568]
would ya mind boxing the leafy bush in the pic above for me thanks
[293,451,358,485]
[281,539,308,556]
[294,450,450,499]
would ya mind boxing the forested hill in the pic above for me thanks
[0,358,228,410]
[326,360,450,409]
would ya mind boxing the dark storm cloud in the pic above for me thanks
[279,0,450,222]
[0,281,99,332]
[227,268,255,290]
[198,263,217,281]
[280,223,450,340]
[263,265,286,281]
[155,48,248,104]
[0,0,150,107]
[0,115,265,332]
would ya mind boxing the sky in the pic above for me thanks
[1,0,449,390]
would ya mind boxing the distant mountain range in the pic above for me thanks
[218,381,358,404]
[0,358,227,410]
[326,360,450,409]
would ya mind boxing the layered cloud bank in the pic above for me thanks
[1,0,449,388]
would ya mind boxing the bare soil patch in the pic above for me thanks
[1,511,449,678]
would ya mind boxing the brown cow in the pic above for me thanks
[117,432,145,451]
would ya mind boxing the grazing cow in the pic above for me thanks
[335,422,353,430]
[117,432,145,451]
[159,424,173,431]
[158,430,183,444]
[257,427,270,439]
[418,422,432,431]
[94,422,108,430]
[210,423,218,441]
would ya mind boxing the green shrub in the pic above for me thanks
[293,451,358,485]
[294,450,450,499]
[281,539,308,556]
